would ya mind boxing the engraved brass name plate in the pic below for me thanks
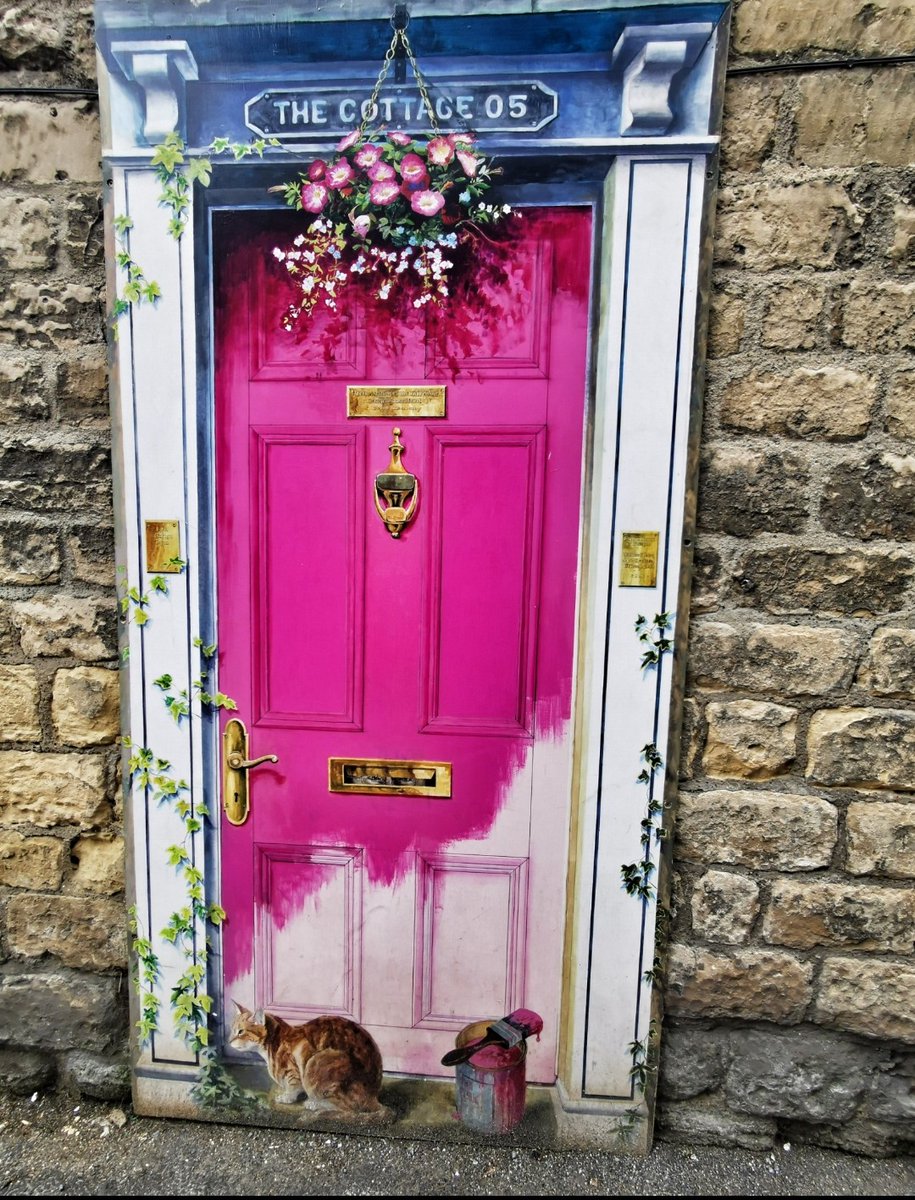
[619,531,660,588]
[145,520,182,573]
[329,757,452,798]
[347,385,446,418]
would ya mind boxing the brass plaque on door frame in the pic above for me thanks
[144,520,182,573]
[619,531,660,588]
[329,757,452,797]
[347,385,446,418]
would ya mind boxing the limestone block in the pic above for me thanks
[0,101,100,185]
[52,666,119,747]
[722,1026,874,1124]
[675,789,837,871]
[678,696,702,781]
[66,524,115,586]
[847,801,915,879]
[0,1048,54,1096]
[6,893,127,971]
[689,621,858,697]
[815,957,915,1043]
[10,596,115,661]
[795,70,915,169]
[666,944,813,1023]
[72,834,124,895]
[702,699,797,779]
[886,371,915,439]
[843,280,915,353]
[763,878,915,953]
[65,193,104,266]
[715,182,860,271]
[698,445,809,536]
[720,367,875,440]
[658,1095,776,1151]
[0,280,102,350]
[733,0,915,55]
[0,971,126,1053]
[760,281,825,351]
[719,76,781,174]
[890,202,915,267]
[59,1050,130,1102]
[658,1024,729,1101]
[0,3,66,63]
[691,870,759,945]
[865,1053,915,1122]
[57,349,109,424]
[0,750,108,828]
[732,547,914,617]
[690,545,724,614]
[707,291,745,358]
[822,454,915,541]
[0,442,111,514]
[0,522,60,584]
[0,196,54,270]
[0,354,48,421]
[0,830,64,890]
[0,664,40,740]
[807,708,915,790]
[859,628,915,698]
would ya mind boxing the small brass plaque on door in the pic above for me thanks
[329,757,452,797]
[347,385,446,418]
[145,520,182,573]
[619,531,660,588]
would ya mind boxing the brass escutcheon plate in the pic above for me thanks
[329,757,452,797]
[619,531,660,588]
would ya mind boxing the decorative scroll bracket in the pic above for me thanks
[111,40,199,144]
[610,23,714,136]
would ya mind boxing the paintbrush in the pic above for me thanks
[440,1008,543,1067]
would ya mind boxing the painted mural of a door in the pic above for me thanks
[214,206,592,1082]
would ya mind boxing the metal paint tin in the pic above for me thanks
[454,1019,528,1135]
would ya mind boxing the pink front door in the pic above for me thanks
[214,207,592,1081]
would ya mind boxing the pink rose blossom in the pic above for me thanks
[427,136,454,166]
[399,153,429,184]
[388,131,412,146]
[354,143,382,169]
[451,132,476,146]
[369,180,401,206]
[368,160,396,182]
[326,159,355,189]
[411,189,446,217]
[336,130,360,152]
[307,159,327,181]
[300,182,328,213]
[456,149,479,178]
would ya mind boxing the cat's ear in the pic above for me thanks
[254,1008,265,1025]
[263,1011,282,1033]
[231,998,249,1015]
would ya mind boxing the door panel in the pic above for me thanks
[215,207,592,1081]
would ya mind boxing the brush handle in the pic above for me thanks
[440,1009,544,1067]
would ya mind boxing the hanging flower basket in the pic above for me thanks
[270,23,516,330]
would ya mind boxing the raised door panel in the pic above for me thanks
[252,428,365,729]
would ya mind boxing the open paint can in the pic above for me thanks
[453,1019,528,1135]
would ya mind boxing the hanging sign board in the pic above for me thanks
[245,81,559,139]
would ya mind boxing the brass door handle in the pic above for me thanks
[227,751,279,772]
[223,718,278,826]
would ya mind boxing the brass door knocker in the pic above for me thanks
[374,427,418,538]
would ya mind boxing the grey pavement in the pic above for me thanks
[2,1091,915,1196]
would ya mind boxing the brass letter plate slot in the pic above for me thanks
[329,757,452,798]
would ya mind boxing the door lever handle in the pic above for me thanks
[227,751,279,772]
[223,718,278,826]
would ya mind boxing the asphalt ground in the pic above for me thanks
[1,1091,915,1196]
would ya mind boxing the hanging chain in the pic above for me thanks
[358,27,441,137]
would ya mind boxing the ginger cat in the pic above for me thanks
[229,1001,387,1117]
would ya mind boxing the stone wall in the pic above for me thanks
[0,0,913,1154]
[0,1,128,1098]
[658,0,915,1157]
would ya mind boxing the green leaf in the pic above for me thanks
[186,157,212,187]
[113,214,134,234]
[207,903,226,925]
[123,281,142,304]
[133,609,149,627]
[153,674,173,691]
[143,281,162,303]
[151,142,185,174]
[149,575,169,593]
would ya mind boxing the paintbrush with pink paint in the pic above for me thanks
[440,1009,544,1067]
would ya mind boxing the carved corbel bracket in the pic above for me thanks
[111,40,199,144]
[611,23,714,136]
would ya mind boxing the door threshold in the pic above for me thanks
[133,1061,648,1153]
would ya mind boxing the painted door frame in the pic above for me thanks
[97,0,729,1149]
